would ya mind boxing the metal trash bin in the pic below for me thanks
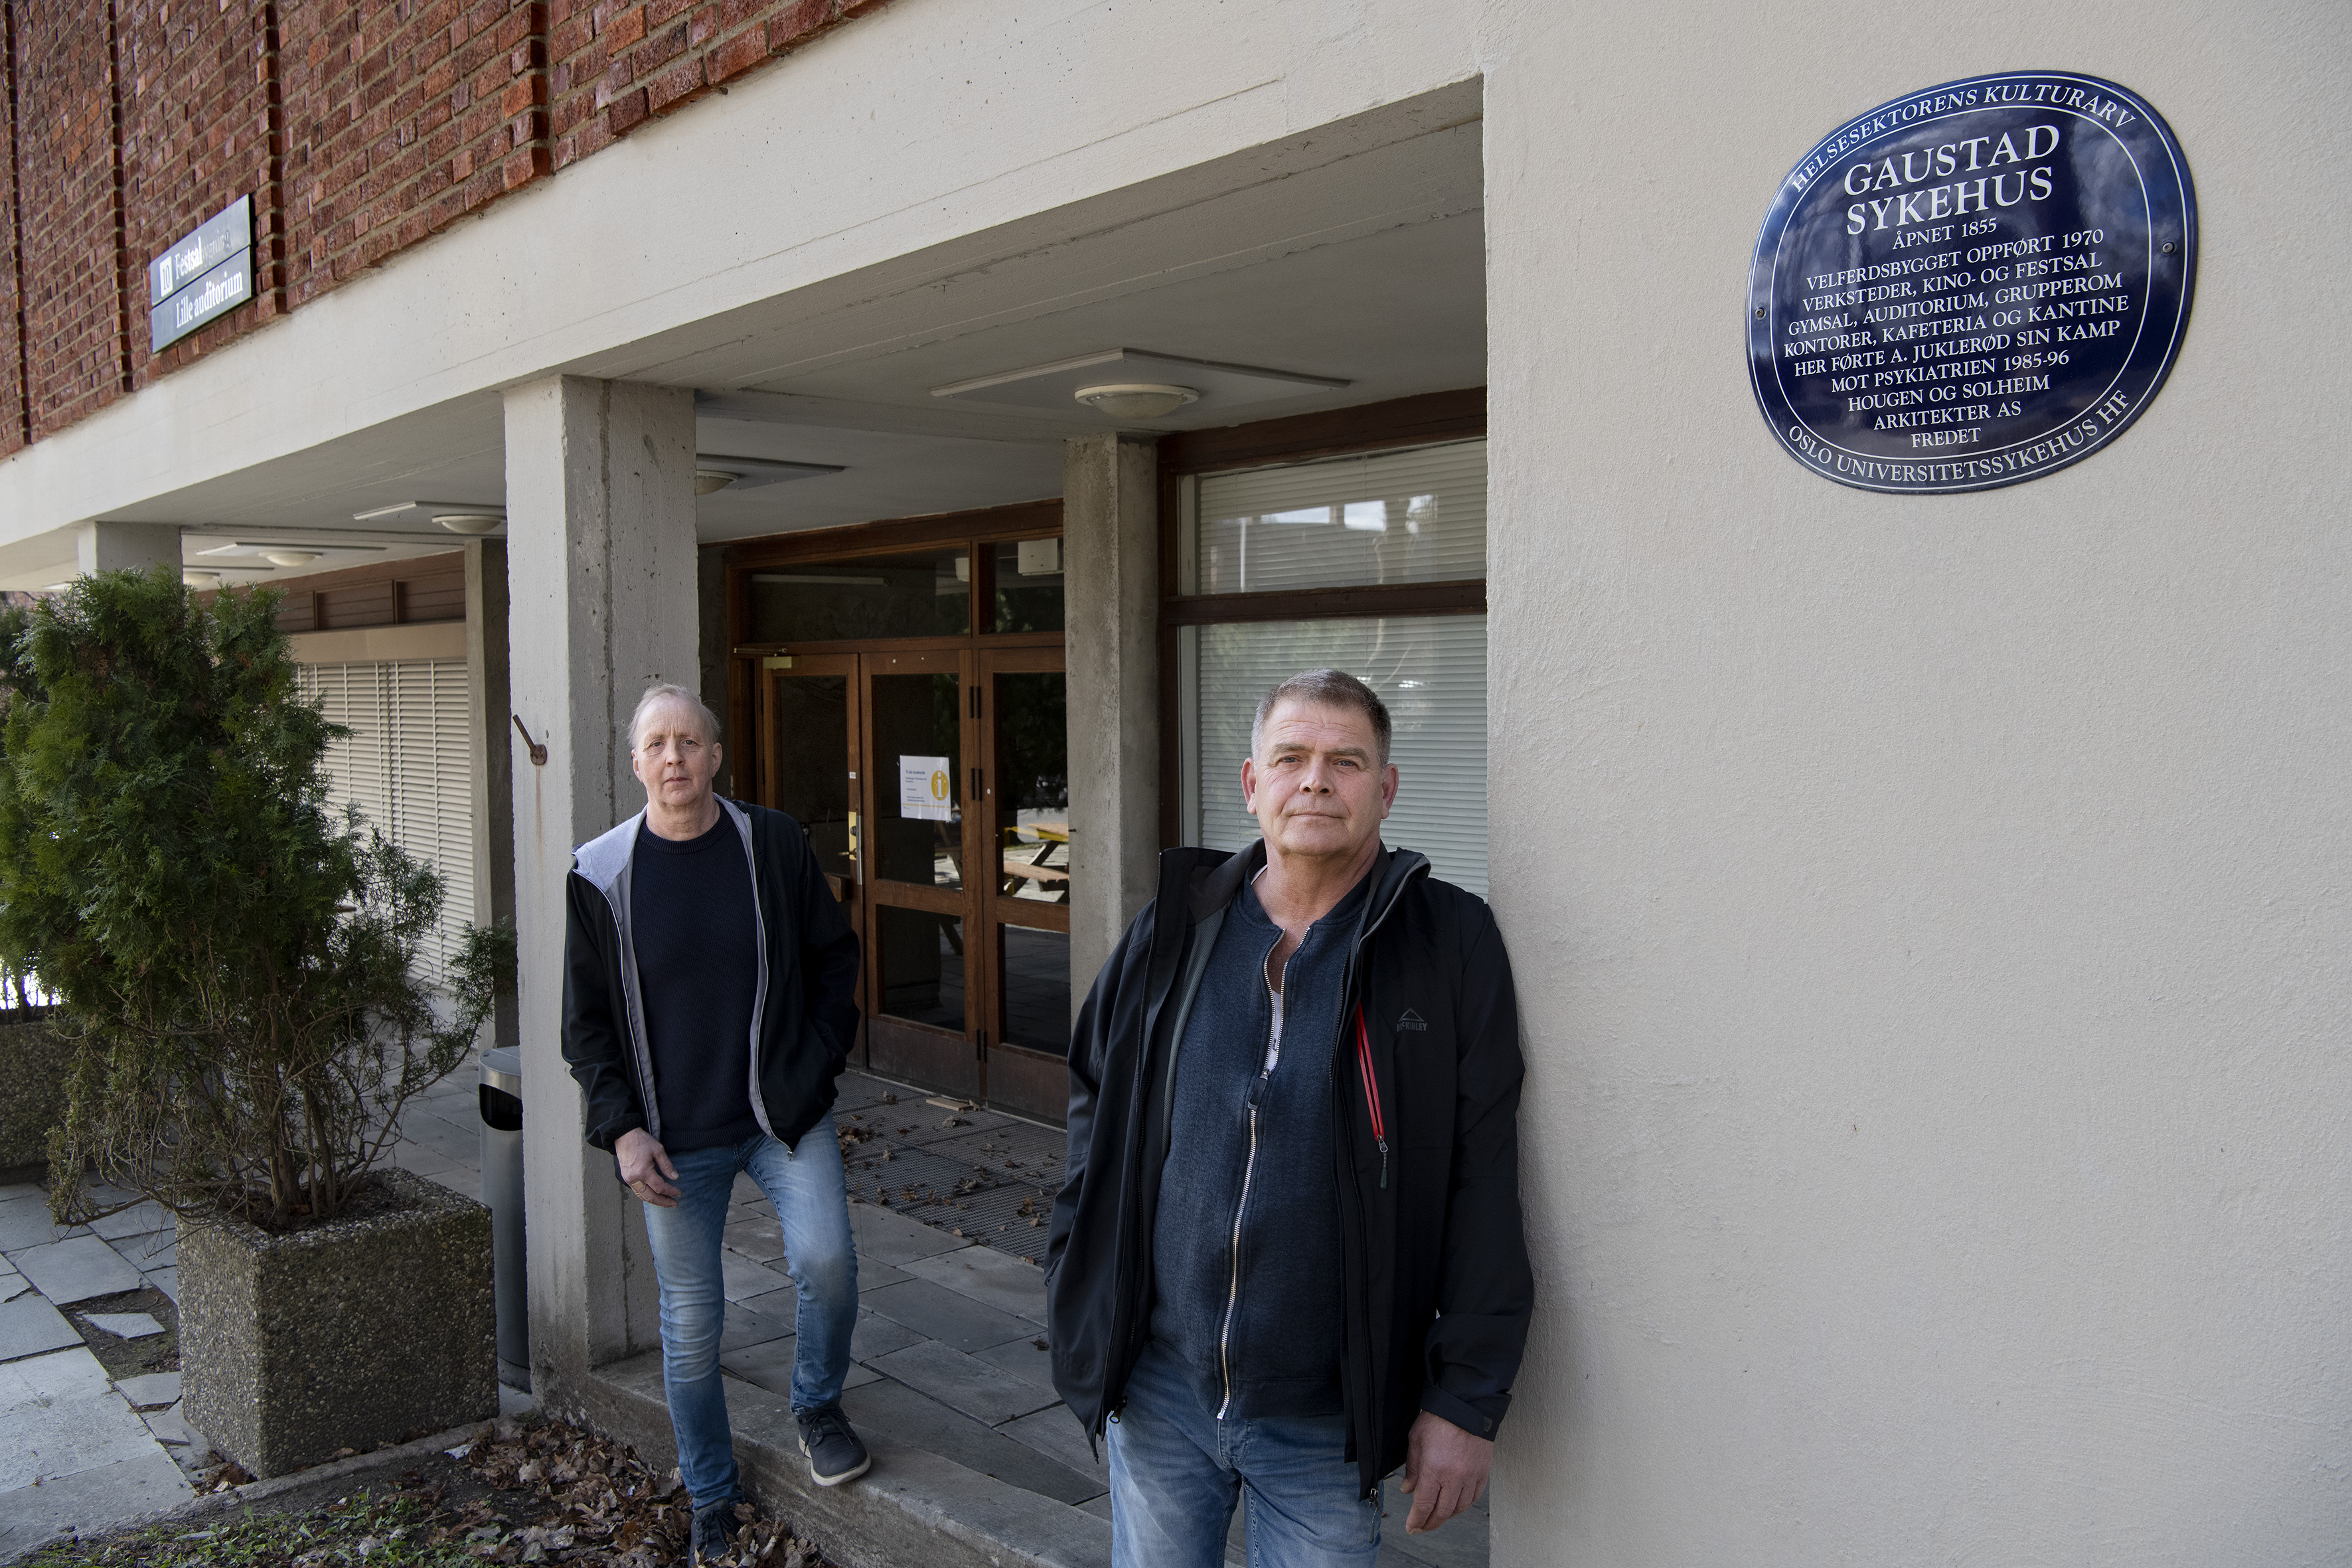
[479,1046,530,1391]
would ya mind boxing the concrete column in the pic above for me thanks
[504,377,698,1402]
[77,520,181,576]
[465,539,518,1053]
[1062,432,1159,1008]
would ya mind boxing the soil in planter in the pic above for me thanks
[63,1285,181,1381]
[25,1417,844,1568]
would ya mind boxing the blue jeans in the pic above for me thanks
[1108,1339,1380,1568]
[640,1120,858,1511]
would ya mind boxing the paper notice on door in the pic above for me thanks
[899,755,953,821]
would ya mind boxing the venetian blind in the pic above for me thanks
[1192,439,1488,595]
[298,659,476,977]
[1184,615,1488,896]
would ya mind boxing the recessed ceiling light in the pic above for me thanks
[692,454,846,492]
[264,550,320,567]
[1074,383,1199,420]
[433,513,503,535]
[183,570,220,588]
[931,349,1348,415]
[694,470,739,495]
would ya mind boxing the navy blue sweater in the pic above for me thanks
[630,815,761,1152]
[1147,872,1368,1419]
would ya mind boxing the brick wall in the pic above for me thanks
[0,0,894,450]
[545,0,881,171]
[0,7,27,454]
[279,0,550,308]
[119,0,284,387]
[13,0,131,440]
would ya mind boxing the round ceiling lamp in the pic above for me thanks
[433,512,503,535]
[1073,382,1199,420]
[183,570,220,589]
[694,469,741,495]
[264,550,321,567]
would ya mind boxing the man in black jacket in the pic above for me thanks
[1047,669,1531,1567]
[562,684,868,1563]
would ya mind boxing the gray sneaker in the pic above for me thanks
[690,1498,742,1565]
[795,1404,872,1487]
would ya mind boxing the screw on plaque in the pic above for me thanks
[1755,306,1766,319]
[2161,241,2176,254]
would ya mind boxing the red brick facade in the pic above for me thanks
[0,0,894,451]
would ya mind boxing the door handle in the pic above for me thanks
[848,809,863,886]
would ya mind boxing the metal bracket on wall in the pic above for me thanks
[511,715,548,765]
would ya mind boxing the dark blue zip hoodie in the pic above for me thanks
[1146,871,1368,1420]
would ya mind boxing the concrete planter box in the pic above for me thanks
[0,1014,70,1172]
[181,1168,495,1476]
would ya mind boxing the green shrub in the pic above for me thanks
[0,566,512,1230]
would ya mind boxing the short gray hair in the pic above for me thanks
[629,683,722,751]
[1251,669,1391,765]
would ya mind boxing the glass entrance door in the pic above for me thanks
[972,647,1071,1121]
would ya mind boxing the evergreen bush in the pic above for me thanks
[0,567,513,1230]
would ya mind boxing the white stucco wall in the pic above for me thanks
[1484,3,2349,1559]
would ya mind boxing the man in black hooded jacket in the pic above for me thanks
[1046,670,1531,1567]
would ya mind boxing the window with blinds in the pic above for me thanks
[1174,435,1489,897]
[1186,439,1488,595]
[298,660,476,977]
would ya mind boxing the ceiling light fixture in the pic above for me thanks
[694,470,740,495]
[183,570,220,588]
[264,550,321,567]
[1074,382,1199,420]
[433,512,504,535]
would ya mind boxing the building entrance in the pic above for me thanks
[728,503,1074,1123]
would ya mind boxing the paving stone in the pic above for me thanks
[140,1402,200,1449]
[719,1336,879,1401]
[722,1213,785,1263]
[0,1348,164,1490]
[85,1203,167,1241]
[840,1377,1101,1506]
[861,1278,1040,1355]
[0,1449,191,1559]
[903,1245,1048,1324]
[846,1202,971,1265]
[113,1372,181,1410]
[0,1296,82,1362]
[0,1194,80,1253]
[998,1406,1107,1494]
[867,1339,1059,1427]
[82,1312,163,1340]
[0,1184,39,1205]
[9,1235,145,1304]
[393,1147,462,1178]
[0,1265,31,1304]
[857,1259,912,1292]
[108,1231,175,1269]
[718,1300,795,1353]
[722,1249,791,1303]
[975,1334,1057,1391]
[143,1267,179,1304]
[850,1307,925,1362]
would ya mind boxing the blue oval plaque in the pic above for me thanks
[1749,72,2195,493]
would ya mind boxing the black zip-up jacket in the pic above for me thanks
[562,798,860,1154]
[1046,841,1533,1498]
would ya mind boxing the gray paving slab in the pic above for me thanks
[82,1312,163,1340]
[85,1202,168,1241]
[718,1300,794,1352]
[719,1336,880,1401]
[868,1338,1061,1427]
[723,1211,785,1262]
[847,1200,972,1265]
[0,1266,30,1304]
[9,1234,145,1304]
[392,1147,462,1178]
[857,1258,912,1292]
[0,1194,80,1253]
[0,1448,191,1560]
[903,1245,1048,1323]
[0,1185,39,1205]
[143,1266,179,1304]
[975,1333,1056,1391]
[114,1372,181,1409]
[0,1348,164,1490]
[998,1407,1107,1495]
[840,1377,1101,1506]
[107,1231,175,1269]
[0,1295,82,1363]
[721,1249,791,1303]
[850,1307,926,1362]
[862,1277,1040,1355]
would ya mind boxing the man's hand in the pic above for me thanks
[1396,1410,1492,1534]
[615,1129,681,1208]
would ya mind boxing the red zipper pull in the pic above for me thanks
[1355,1007,1388,1188]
